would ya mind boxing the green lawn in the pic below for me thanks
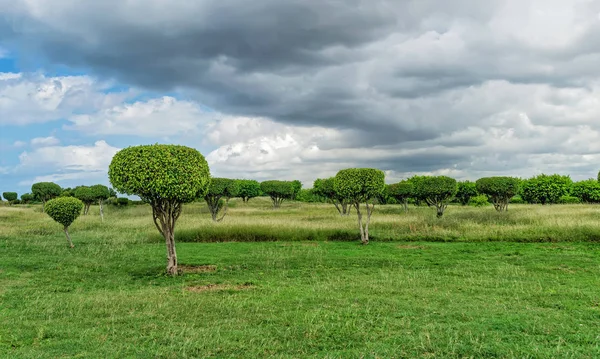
[1,201,600,358]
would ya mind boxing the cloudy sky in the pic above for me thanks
[1,0,600,195]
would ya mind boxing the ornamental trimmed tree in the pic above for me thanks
[521,174,573,205]
[388,180,414,212]
[476,177,520,212]
[20,193,34,204]
[334,168,385,244]
[237,179,261,203]
[45,197,84,248]
[204,178,240,222]
[261,180,295,208]
[109,144,210,276]
[2,192,17,205]
[90,184,110,222]
[32,182,62,212]
[456,181,478,206]
[412,176,457,218]
[313,177,351,215]
[74,186,95,215]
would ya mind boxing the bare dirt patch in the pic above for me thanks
[180,265,217,274]
[185,283,254,293]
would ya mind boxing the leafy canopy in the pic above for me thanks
[572,179,600,203]
[260,180,296,199]
[31,182,62,201]
[206,178,240,198]
[45,197,84,227]
[412,176,458,203]
[74,186,96,204]
[387,180,414,202]
[108,144,210,203]
[237,179,261,200]
[456,181,478,205]
[521,174,572,204]
[2,192,17,202]
[334,168,385,203]
[90,184,111,201]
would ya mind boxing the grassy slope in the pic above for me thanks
[1,201,600,358]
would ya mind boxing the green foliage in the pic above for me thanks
[61,188,75,197]
[260,180,297,208]
[45,197,84,228]
[237,179,261,202]
[108,144,210,204]
[204,178,240,221]
[333,168,385,204]
[411,176,458,217]
[476,177,520,212]
[291,180,302,200]
[313,177,350,214]
[387,180,414,210]
[521,174,573,204]
[20,193,34,204]
[558,195,581,204]
[74,186,95,204]
[108,188,117,198]
[295,189,326,203]
[456,181,478,206]
[510,195,525,204]
[31,182,62,203]
[2,192,17,202]
[90,184,110,201]
[571,180,600,203]
[117,198,130,206]
[469,195,490,207]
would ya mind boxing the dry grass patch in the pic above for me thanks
[179,265,217,273]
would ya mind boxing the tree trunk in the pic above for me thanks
[436,203,446,218]
[42,200,45,213]
[403,200,408,212]
[152,199,182,276]
[64,226,74,248]
[164,226,177,275]
[99,199,104,222]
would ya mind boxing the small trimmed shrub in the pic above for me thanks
[45,197,84,248]
[510,195,525,204]
[558,195,581,204]
[469,195,490,207]
[2,192,18,205]
[117,197,130,206]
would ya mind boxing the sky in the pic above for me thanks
[1,0,600,196]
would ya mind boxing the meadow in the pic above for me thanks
[1,199,600,358]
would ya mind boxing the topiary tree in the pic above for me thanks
[2,192,17,205]
[291,180,302,200]
[45,197,84,248]
[237,179,261,203]
[387,180,414,212]
[313,177,351,215]
[20,193,34,204]
[74,186,95,215]
[456,181,478,206]
[521,174,573,205]
[109,144,210,275]
[412,176,457,218]
[203,178,240,222]
[475,177,520,212]
[334,168,385,244]
[260,180,295,208]
[572,179,600,203]
[32,182,62,212]
[90,184,110,222]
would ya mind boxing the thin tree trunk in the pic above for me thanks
[99,200,104,222]
[152,199,182,276]
[355,203,366,244]
[64,226,74,248]
[403,200,408,212]
[165,226,177,275]
[42,200,45,213]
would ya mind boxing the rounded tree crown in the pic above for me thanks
[260,180,295,198]
[387,180,414,200]
[90,184,111,200]
[206,178,240,198]
[31,182,62,200]
[414,176,458,198]
[237,179,261,198]
[108,144,210,203]
[334,168,385,201]
[74,186,96,203]
[476,177,520,198]
[2,192,18,201]
[313,177,337,199]
[45,197,84,227]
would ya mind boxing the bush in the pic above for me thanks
[572,179,600,203]
[117,197,130,206]
[469,195,490,207]
[45,197,84,248]
[20,193,34,204]
[558,195,581,204]
[510,195,525,204]
[521,174,573,204]
[456,181,478,206]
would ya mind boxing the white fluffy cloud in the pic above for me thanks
[30,136,60,147]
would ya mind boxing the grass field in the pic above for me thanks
[1,199,600,358]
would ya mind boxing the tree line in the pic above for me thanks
[3,144,599,275]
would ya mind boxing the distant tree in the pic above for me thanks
[204,178,240,222]
[237,179,261,203]
[61,188,75,197]
[412,176,457,217]
[572,179,600,203]
[407,175,429,206]
[476,177,520,212]
[260,180,296,208]
[387,180,414,212]
[74,186,95,215]
[109,144,210,275]
[108,188,117,198]
[31,182,62,212]
[2,192,18,205]
[521,174,573,205]
[291,180,302,200]
[90,184,111,222]
[456,181,478,206]
[334,168,385,244]
[20,193,34,204]
[313,177,351,215]
[45,197,84,248]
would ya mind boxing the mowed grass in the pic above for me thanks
[1,199,600,358]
